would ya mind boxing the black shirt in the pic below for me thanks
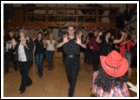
[63,38,80,55]
[34,39,44,54]
[5,35,19,52]
[101,38,113,56]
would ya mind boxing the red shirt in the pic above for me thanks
[89,36,100,51]
[119,41,135,57]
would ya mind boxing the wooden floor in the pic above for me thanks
[4,57,137,97]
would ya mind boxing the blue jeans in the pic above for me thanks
[35,53,44,77]
[125,51,131,67]
[46,51,54,68]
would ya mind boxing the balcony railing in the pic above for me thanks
[7,6,119,28]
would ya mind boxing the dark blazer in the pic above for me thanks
[15,38,34,61]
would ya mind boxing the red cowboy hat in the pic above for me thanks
[100,50,128,78]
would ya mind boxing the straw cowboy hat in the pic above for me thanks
[100,50,128,78]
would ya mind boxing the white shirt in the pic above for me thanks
[6,41,12,50]
[18,42,27,61]
[46,40,55,51]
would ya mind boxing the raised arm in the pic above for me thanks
[56,35,69,48]
[113,32,125,44]
[75,37,87,49]
[96,31,103,43]
[11,38,17,49]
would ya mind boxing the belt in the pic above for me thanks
[65,55,80,58]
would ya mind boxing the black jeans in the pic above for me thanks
[131,55,137,68]
[92,50,100,71]
[84,49,92,64]
[19,60,33,92]
[4,51,18,72]
[64,56,80,97]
